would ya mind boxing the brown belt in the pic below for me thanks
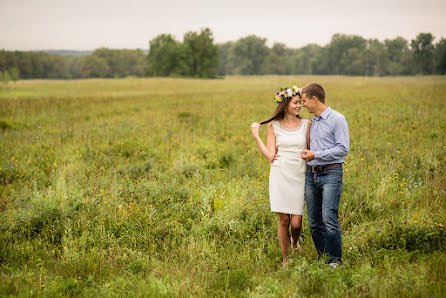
[307,163,342,173]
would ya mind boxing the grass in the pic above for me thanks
[0,76,445,297]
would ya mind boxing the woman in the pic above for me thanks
[251,86,311,266]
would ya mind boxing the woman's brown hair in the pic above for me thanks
[259,95,301,125]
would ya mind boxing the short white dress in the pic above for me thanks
[269,119,308,215]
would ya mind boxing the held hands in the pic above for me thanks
[301,149,315,161]
[272,146,280,162]
[251,122,261,138]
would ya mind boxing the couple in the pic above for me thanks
[251,83,349,268]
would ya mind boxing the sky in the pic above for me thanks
[1,0,445,51]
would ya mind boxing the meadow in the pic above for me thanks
[0,76,445,297]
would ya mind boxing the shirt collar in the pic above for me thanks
[313,106,332,121]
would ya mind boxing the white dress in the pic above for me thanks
[269,119,308,215]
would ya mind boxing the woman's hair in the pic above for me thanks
[259,95,301,125]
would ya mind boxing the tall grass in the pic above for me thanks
[0,76,445,296]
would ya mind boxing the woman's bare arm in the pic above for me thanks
[251,122,276,161]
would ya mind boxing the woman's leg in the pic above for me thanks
[277,213,290,265]
[290,215,303,252]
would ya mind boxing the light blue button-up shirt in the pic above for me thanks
[307,107,349,166]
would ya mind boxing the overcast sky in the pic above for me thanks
[1,0,445,50]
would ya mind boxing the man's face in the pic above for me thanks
[301,93,316,113]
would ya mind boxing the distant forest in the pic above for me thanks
[1,28,445,81]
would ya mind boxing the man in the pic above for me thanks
[300,83,349,268]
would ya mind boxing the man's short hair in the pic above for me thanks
[302,83,326,103]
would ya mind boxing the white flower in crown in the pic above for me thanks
[287,89,293,97]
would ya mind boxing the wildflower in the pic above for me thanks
[64,196,68,199]
[413,164,416,166]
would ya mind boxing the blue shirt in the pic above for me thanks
[307,107,349,166]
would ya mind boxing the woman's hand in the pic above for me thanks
[251,122,261,138]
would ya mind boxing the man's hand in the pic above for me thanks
[301,149,315,161]
[272,146,280,162]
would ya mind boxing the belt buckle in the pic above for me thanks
[311,166,317,173]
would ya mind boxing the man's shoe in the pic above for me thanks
[327,262,339,269]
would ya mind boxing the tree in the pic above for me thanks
[80,55,109,78]
[327,34,367,74]
[434,38,446,74]
[260,43,288,75]
[217,42,233,76]
[364,39,386,76]
[69,56,83,79]
[411,33,435,74]
[289,44,322,74]
[327,34,367,75]
[227,35,268,75]
[9,67,20,83]
[183,28,219,78]
[381,37,412,75]
[2,70,11,85]
[146,34,191,77]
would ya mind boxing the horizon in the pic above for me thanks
[6,31,446,53]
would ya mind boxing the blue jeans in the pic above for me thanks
[305,166,343,262]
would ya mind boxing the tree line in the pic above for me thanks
[0,29,445,82]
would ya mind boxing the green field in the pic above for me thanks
[0,76,445,297]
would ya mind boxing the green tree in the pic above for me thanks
[289,44,322,74]
[183,28,219,78]
[261,43,288,75]
[434,38,446,74]
[365,39,386,76]
[381,37,411,75]
[411,33,435,74]
[217,42,233,76]
[328,34,367,75]
[80,55,109,78]
[92,48,146,78]
[2,70,11,85]
[146,34,191,77]
[69,56,83,79]
[227,35,268,75]
[9,67,20,83]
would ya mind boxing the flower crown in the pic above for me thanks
[274,86,302,104]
